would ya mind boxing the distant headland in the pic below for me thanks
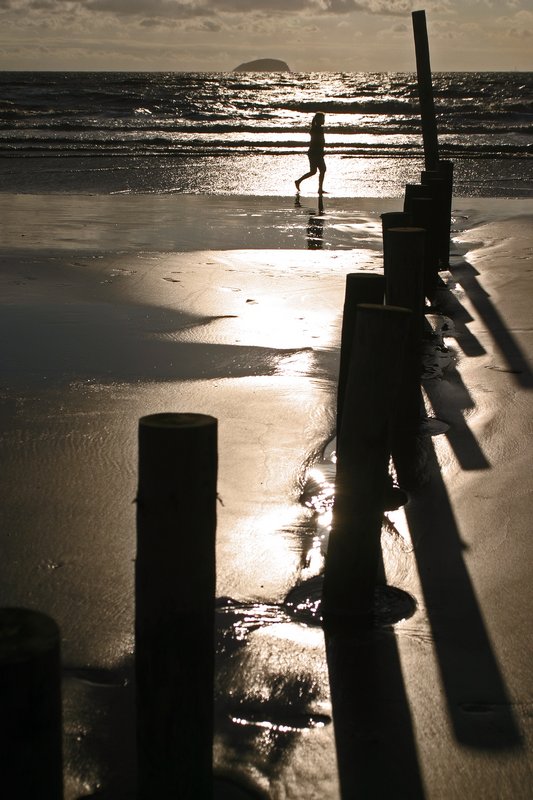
[233,59,291,73]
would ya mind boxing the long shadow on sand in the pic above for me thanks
[441,258,533,388]
[403,266,525,750]
[405,436,523,750]
[423,343,490,471]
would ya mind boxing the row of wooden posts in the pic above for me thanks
[0,158,454,799]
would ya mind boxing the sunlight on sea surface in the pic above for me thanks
[1,70,531,195]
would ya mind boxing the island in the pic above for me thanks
[233,58,290,73]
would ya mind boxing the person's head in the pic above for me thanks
[312,112,325,128]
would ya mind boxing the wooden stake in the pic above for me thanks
[336,273,385,436]
[422,159,454,266]
[412,10,439,171]
[409,196,439,301]
[135,413,217,800]
[381,211,412,282]
[0,608,63,799]
[323,304,411,624]
[384,227,426,488]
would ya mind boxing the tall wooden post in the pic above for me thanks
[0,608,63,799]
[412,10,439,171]
[136,413,217,800]
[323,305,411,624]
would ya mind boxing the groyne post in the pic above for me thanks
[381,211,412,281]
[0,608,63,799]
[412,9,439,171]
[422,159,454,266]
[403,182,431,214]
[135,413,217,800]
[322,304,411,624]
[383,227,426,488]
[409,196,440,302]
[336,273,386,436]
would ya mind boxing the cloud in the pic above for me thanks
[5,0,415,23]
[324,0,412,13]
[86,0,209,19]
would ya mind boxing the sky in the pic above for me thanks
[0,0,532,72]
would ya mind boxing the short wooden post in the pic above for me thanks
[384,227,425,322]
[136,413,217,800]
[384,227,426,488]
[409,196,439,301]
[381,211,412,280]
[336,273,385,436]
[403,182,431,214]
[0,608,63,799]
[422,159,454,266]
[412,9,439,171]
[322,304,411,624]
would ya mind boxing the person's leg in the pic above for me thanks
[295,166,317,191]
[318,164,326,194]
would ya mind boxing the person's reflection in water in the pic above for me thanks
[307,195,325,249]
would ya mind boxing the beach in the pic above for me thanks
[1,189,532,798]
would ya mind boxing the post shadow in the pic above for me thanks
[405,440,523,750]
[450,259,533,388]
[324,552,426,799]
[431,278,486,358]
[423,354,491,471]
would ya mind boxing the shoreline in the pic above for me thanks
[1,193,533,255]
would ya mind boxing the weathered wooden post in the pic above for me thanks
[381,211,412,280]
[322,304,411,624]
[136,413,217,800]
[0,608,63,799]
[403,182,431,214]
[422,159,454,266]
[409,196,439,301]
[383,227,426,488]
[384,228,425,324]
[336,273,385,436]
[412,9,439,171]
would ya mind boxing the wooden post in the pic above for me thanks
[135,413,217,800]
[322,304,411,624]
[403,182,431,214]
[422,159,454,266]
[384,227,426,488]
[0,608,63,799]
[409,196,439,301]
[384,228,425,323]
[381,211,412,281]
[412,9,439,171]
[336,273,385,437]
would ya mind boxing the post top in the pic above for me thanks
[357,303,412,316]
[139,413,217,430]
[387,226,426,234]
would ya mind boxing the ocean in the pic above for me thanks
[0,70,531,196]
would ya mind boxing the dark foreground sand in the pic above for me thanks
[0,194,532,798]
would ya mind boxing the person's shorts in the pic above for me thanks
[308,152,326,171]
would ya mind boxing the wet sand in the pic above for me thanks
[1,193,532,798]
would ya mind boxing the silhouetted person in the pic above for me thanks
[295,112,326,195]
